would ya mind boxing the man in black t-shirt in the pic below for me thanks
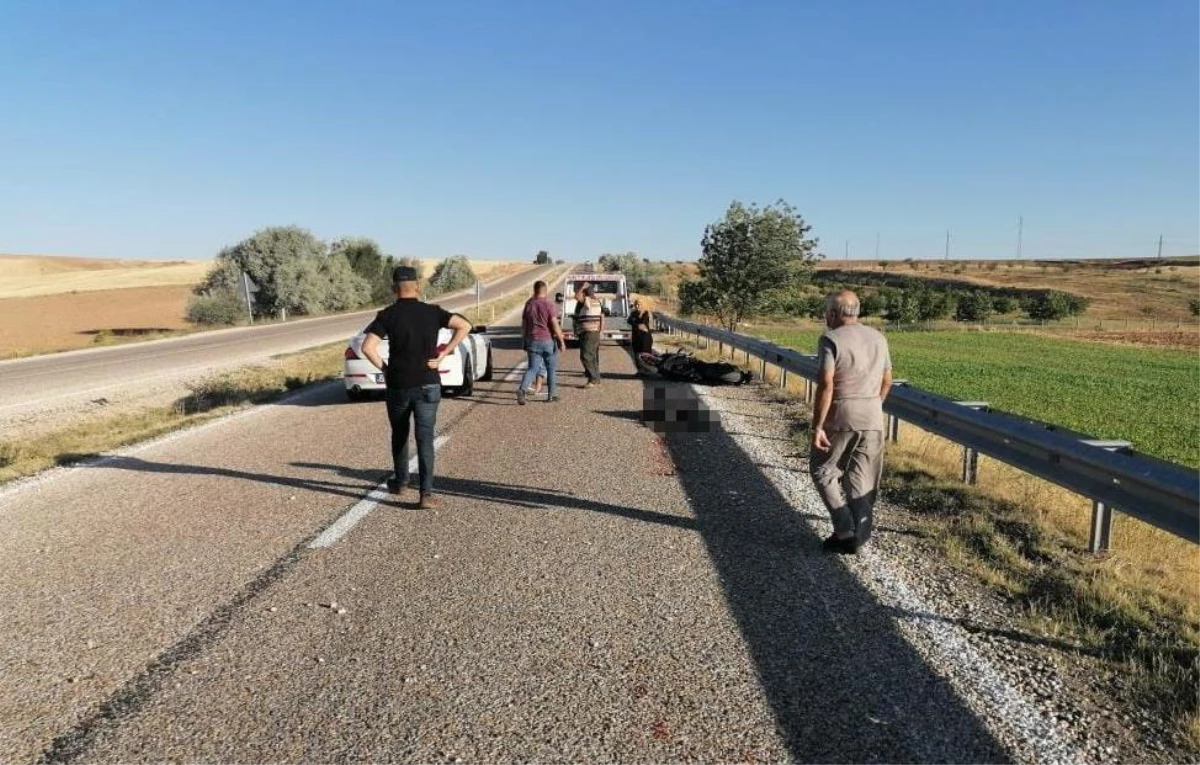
[361,266,471,508]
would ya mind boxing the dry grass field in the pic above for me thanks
[0,255,530,358]
[0,255,212,299]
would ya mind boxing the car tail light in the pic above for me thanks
[344,346,359,360]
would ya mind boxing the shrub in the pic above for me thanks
[187,291,246,325]
[1026,291,1073,321]
[991,294,1015,314]
[955,290,994,322]
[427,255,477,297]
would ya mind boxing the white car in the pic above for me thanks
[343,318,493,401]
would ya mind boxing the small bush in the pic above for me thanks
[1189,298,1200,317]
[991,294,1015,314]
[187,290,246,325]
[1022,290,1089,321]
[427,256,477,297]
[955,290,994,322]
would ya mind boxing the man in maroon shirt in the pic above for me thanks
[517,280,566,404]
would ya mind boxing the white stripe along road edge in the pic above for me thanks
[308,434,451,549]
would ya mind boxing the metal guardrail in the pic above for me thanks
[654,314,1200,552]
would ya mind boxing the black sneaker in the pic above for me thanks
[517,388,527,405]
[822,534,859,555]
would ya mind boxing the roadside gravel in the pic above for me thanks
[686,381,1184,764]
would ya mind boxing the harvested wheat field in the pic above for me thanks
[0,255,213,299]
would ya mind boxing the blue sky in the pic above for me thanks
[1,0,1196,262]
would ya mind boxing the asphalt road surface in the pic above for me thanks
[0,264,559,427]
[0,300,1028,764]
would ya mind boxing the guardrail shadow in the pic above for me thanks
[640,379,1009,763]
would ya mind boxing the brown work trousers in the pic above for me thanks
[809,429,885,543]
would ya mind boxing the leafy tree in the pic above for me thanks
[195,259,243,298]
[955,290,994,322]
[427,255,477,297]
[1026,291,1074,321]
[535,250,550,264]
[916,289,956,321]
[203,227,372,318]
[1190,297,1200,317]
[991,294,1015,314]
[212,226,328,316]
[331,237,397,305]
[598,251,667,294]
[885,291,920,324]
[859,291,886,318]
[685,200,820,330]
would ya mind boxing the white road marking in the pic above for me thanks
[307,435,451,549]
[308,355,529,550]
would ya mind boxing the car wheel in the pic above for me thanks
[459,354,475,396]
[479,348,494,381]
[346,386,365,402]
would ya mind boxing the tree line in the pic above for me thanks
[675,200,1092,327]
[187,226,483,325]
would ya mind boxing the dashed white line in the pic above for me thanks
[307,435,451,549]
[308,355,530,550]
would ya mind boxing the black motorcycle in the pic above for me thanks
[637,349,752,386]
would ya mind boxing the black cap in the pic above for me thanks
[392,265,419,284]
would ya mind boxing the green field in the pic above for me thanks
[755,326,1200,469]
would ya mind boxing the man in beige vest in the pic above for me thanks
[810,290,893,554]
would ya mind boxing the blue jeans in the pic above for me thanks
[520,339,559,399]
[386,384,440,494]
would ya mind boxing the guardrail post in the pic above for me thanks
[780,369,788,389]
[887,414,899,443]
[962,447,980,485]
[954,402,989,485]
[1079,440,1132,554]
[1089,501,1114,553]
[759,357,767,380]
[804,378,813,404]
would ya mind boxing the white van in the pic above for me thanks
[559,273,631,346]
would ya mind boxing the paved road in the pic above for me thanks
[0,310,1012,763]
[0,264,559,426]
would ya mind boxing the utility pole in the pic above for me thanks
[944,230,951,260]
[1017,216,1023,260]
[844,239,850,261]
[1157,234,1163,260]
[875,231,881,260]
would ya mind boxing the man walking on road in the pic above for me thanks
[361,265,471,508]
[574,282,604,388]
[518,280,566,404]
[809,290,893,554]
